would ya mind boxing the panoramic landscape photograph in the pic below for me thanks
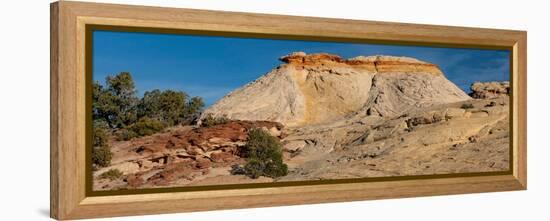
[91,30,511,191]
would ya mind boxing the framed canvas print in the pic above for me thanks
[50,1,527,220]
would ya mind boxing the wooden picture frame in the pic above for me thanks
[50,1,527,220]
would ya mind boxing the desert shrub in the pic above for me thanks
[92,146,112,168]
[116,117,166,141]
[460,103,475,109]
[115,128,138,141]
[92,122,112,168]
[242,128,288,179]
[93,119,110,130]
[99,169,123,181]
[93,126,109,147]
[201,114,230,127]
[244,159,264,179]
[243,129,281,158]
[263,160,289,178]
[128,117,166,136]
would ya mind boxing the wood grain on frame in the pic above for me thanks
[50,1,527,219]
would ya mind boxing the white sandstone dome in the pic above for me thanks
[201,52,470,126]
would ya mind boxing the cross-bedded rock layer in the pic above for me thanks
[202,52,470,126]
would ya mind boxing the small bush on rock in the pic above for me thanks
[242,128,288,179]
[116,117,166,140]
[93,125,109,147]
[99,169,123,181]
[201,114,230,127]
[128,117,166,136]
[92,146,112,168]
[92,124,112,168]
[115,128,138,141]
[244,159,264,179]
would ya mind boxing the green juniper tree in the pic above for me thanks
[93,72,206,141]
[105,72,139,127]
[183,96,205,123]
[138,89,188,126]
[186,97,205,115]
[92,72,138,128]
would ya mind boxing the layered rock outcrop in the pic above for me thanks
[202,52,470,126]
[469,81,510,99]
[93,121,283,190]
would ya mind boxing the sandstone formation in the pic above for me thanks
[470,81,510,99]
[93,121,282,190]
[94,52,510,190]
[201,52,470,126]
[280,96,509,180]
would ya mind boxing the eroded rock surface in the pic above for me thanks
[280,96,509,181]
[470,81,510,99]
[202,52,470,126]
[93,121,282,190]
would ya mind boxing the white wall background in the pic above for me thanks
[0,0,547,220]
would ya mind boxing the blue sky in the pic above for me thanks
[93,31,510,106]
